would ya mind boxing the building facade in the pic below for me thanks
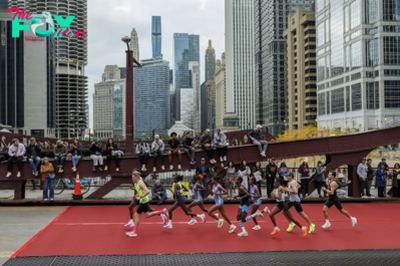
[316,0,400,130]
[152,16,162,58]
[215,54,226,130]
[284,6,317,130]
[129,28,140,61]
[134,58,170,137]
[254,0,314,136]
[180,88,194,130]
[189,61,201,133]
[206,80,216,131]
[205,40,216,82]
[200,81,207,131]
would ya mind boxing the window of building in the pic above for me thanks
[351,41,362,70]
[318,92,326,115]
[351,83,362,111]
[346,86,350,111]
[384,80,400,107]
[383,36,400,65]
[366,0,379,24]
[331,88,345,114]
[383,0,400,21]
[366,82,380,109]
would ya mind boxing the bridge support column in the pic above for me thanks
[0,180,27,200]
[347,165,359,197]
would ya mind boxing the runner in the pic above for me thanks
[164,174,206,229]
[284,172,315,236]
[126,171,169,237]
[249,177,269,230]
[207,176,237,233]
[187,175,219,225]
[268,178,305,236]
[322,172,357,228]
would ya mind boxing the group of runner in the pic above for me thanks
[124,170,357,237]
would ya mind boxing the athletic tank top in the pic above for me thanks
[190,181,202,201]
[273,187,286,202]
[287,180,301,203]
[176,182,183,198]
[135,180,149,204]
[212,184,223,205]
[250,185,261,205]
[239,186,250,206]
[329,182,338,199]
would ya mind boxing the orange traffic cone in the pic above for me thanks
[72,172,83,200]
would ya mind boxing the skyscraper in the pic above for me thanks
[152,16,162,58]
[225,0,255,130]
[134,58,170,137]
[129,28,140,61]
[180,88,194,130]
[173,33,199,120]
[0,0,8,9]
[316,0,400,130]
[205,40,216,82]
[254,0,314,136]
[189,61,201,133]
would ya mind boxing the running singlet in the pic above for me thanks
[176,182,184,198]
[273,187,286,202]
[213,184,223,206]
[135,180,149,204]
[250,185,261,205]
[239,186,250,206]
[287,180,301,203]
[190,182,202,202]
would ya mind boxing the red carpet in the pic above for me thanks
[13,203,400,257]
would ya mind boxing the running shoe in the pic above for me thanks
[271,228,281,235]
[263,206,270,215]
[214,213,219,222]
[200,214,206,223]
[351,217,357,227]
[126,231,137,237]
[322,221,331,228]
[162,208,169,218]
[124,221,134,227]
[188,218,197,225]
[160,214,167,225]
[218,219,224,228]
[229,224,237,233]
[309,223,316,234]
[286,222,296,232]
[255,210,264,218]
[164,223,173,229]
[237,231,248,237]
[252,225,261,231]
[302,227,308,237]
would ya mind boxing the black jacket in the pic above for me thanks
[196,164,210,176]
[367,163,374,181]
[26,144,42,157]
[105,143,119,156]
[70,144,83,156]
[90,142,103,155]
[266,163,278,180]
[200,134,212,146]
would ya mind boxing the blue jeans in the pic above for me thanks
[43,177,54,200]
[54,156,65,168]
[152,192,167,204]
[28,156,41,172]
[72,155,81,165]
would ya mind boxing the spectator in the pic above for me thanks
[105,138,121,172]
[278,161,289,186]
[90,137,104,171]
[182,132,196,165]
[298,159,310,198]
[252,161,264,197]
[237,159,251,190]
[391,163,400,198]
[196,158,210,198]
[151,179,167,205]
[167,132,182,170]
[53,140,67,173]
[214,129,228,162]
[225,161,236,199]
[26,137,41,177]
[375,163,387,198]
[248,125,268,157]
[335,173,351,198]
[136,138,150,172]
[357,157,370,198]
[366,159,374,197]
[378,157,389,196]
[70,139,82,172]
[200,129,216,164]
[40,157,55,201]
[265,157,278,198]
[6,138,26,178]
[315,161,327,198]
[151,135,165,172]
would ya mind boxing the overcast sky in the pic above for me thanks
[87,0,225,127]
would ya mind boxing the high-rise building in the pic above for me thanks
[189,61,201,133]
[129,28,140,61]
[173,33,199,120]
[0,0,8,9]
[25,0,89,139]
[206,80,216,131]
[134,58,170,137]
[0,12,56,137]
[7,0,25,9]
[152,16,162,58]
[215,54,226,130]
[205,40,216,82]
[93,65,126,139]
[254,0,314,136]
[180,88,194,129]
[169,69,175,126]
[200,81,207,131]
[119,67,126,79]
[284,6,317,130]
[316,0,400,130]
[225,0,255,130]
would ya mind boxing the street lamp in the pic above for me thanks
[122,36,141,154]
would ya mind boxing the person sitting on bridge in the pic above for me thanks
[151,179,167,205]
[201,129,216,164]
[152,135,165,172]
[214,129,228,163]
[248,125,268,158]
[6,138,26,178]
[167,132,182,171]
[335,173,351,198]
[53,140,68,173]
[182,131,196,165]
[26,137,42,177]
[70,139,83,172]
[136,138,150,172]
[104,138,121,172]
[90,137,104,171]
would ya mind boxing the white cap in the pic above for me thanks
[338,174,345,178]
[304,157,308,163]
[155,134,160,139]
[256,125,262,129]
[205,129,210,132]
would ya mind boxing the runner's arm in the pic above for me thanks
[215,184,227,195]
[138,182,150,198]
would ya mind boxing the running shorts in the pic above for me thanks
[324,196,343,210]
[286,201,303,213]
[136,203,150,214]
[239,205,250,213]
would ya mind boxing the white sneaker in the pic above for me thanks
[322,221,331,228]
[252,225,261,231]
[126,231,137,237]
[6,172,11,178]
[161,165,165,171]
[218,219,224,228]
[263,207,270,214]
[164,223,173,229]
[160,214,167,224]
[200,214,206,223]
[124,221,134,227]
[141,166,146,172]
[44,199,49,201]
[220,156,223,162]
[257,210,264,218]
[223,156,227,162]
[229,224,237,233]
[368,196,375,198]
[188,218,197,225]
[17,172,21,177]
[162,208,169,218]
[351,217,357,227]
[153,167,156,172]
[214,213,219,222]
[178,164,181,170]
[35,171,39,176]
[238,231,248,237]
[362,195,368,199]
[143,167,147,172]
[169,165,173,170]
[59,168,64,173]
